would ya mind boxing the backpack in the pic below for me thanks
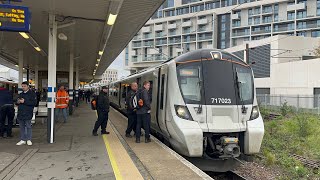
[128,92,138,110]
[91,96,98,110]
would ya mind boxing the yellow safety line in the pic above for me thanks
[103,134,123,180]
[96,111,123,180]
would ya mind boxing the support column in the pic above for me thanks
[26,68,29,84]
[75,60,79,107]
[18,50,23,93]
[68,53,74,115]
[35,65,39,90]
[47,14,57,144]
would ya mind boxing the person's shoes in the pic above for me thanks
[27,140,32,146]
[92,132,98,136]
[101,131,110,135]
[125,134,132,138]
[136,138,140,143]
[16,140,26,146]
[145,138,151,143]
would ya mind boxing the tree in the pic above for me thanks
[313,43,320,57]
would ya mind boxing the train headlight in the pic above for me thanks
[175,105,193,121]
[250,105,260,120]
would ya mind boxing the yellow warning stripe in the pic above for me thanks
[96,111,122,180]
[103,134,123,180]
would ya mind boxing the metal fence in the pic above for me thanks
[257,94,320,115]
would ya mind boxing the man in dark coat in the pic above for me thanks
[136,81,152,143]
[0,83,14,138]
[16,82,37,146]
[125,82,138,137]
[92,86,110,136]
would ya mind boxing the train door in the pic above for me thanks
[157,66,170,136]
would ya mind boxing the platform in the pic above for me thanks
[0,103,212,180]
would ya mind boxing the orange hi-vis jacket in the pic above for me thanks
[56,90,69,109]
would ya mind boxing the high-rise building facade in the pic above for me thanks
[125,0,320,71]
[93,69,118,87]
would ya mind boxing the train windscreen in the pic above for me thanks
[176,52,253,105]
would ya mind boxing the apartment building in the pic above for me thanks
[125,0,320,71]
[92,69,118,87]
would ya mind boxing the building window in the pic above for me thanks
[287,11,295,20]
[248,17,252,25]
[198,42,202,49]
[274,14,279,22]
[312,30,320,37]
[296,31,306,37]
[297,10,307,19]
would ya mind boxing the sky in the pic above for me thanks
[108,51,130,79]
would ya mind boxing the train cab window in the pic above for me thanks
[177,63,202,104]
[160,74,165,109]
[149,81,153,103]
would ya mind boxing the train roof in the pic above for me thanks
[109,49,247,85]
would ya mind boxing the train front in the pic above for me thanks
[171,49,264,166]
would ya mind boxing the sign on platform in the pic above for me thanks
[0,4,30,32]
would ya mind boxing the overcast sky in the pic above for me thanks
[108,51,130,79]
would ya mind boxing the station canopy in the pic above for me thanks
[0,0,164,82]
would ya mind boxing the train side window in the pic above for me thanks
[160,74,165,109]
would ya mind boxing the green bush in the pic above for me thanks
[280,101,294,117]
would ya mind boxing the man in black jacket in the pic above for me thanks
[136,81,151,143]
[0,83,14,138]
[92,86,110,136]
[125,82,138,138]
[16,82,37,146]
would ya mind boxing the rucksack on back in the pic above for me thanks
[128,93,138,109]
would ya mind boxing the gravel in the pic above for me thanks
[233,162,281,180]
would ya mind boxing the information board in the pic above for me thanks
[0,4,30,32]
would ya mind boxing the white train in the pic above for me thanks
[109,49,264,172]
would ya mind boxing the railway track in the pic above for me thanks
[291,154,320,169]
[207,171,247,180]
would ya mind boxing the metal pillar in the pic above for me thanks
[47,14,57,144]
[35,65,39,90]
[75,60,79,107]
[26,68,29,84]
[245,43,249,64]
[68,53,74,115]
[18,50,23,93]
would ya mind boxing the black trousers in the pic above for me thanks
[136,113,150,139]
[0,105,14,136]
[93,110,108,133]
[86,97,90,103]
[125,113,137,135]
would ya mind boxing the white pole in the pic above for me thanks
[18,50,23,93]
[47,13,57,144]
[69,52,74,114]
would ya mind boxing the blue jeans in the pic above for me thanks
[55,108,68,122]
[19,119,32,141]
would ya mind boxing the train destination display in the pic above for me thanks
[0,4,30,32]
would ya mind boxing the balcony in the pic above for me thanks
[143,41,154,47]
[132,36,141,41]
[169,38,181,44]
[251,29,271,35]
[183,28,192,34]
[132,43,142,48]
[156,39,167,45]
[141,26,151,33]
[182,21,192,27]
[232,31,250,37]
[198,27,208,32]
[198,35,212,41]
[155,32,165,38]
[183,37,196,42]
[168,31,177,36]
[154,24,163,31]
[132,55,168,63]
[273,26,294,32]
[168,24,177,29]
[287,2,306,12]
[143,33,153,39]
[197,18,208,25]
[231,13,240,20]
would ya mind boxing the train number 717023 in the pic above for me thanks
[211,98,231,104]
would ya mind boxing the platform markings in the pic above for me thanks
[102,134,123,180]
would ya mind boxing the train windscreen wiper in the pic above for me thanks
[235,71,247,114]
[197,67,203,114]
